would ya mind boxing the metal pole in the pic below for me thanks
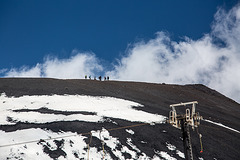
[181,119,193,160]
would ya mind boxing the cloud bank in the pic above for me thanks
[4,52,103,79]
[1,4,240,103]
[107,4,240,103]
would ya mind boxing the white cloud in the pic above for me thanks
[42,52,103,78]
[4,52,103,79]
[5,64,42,77]
[107,4,240,103]
[0,69,8,75]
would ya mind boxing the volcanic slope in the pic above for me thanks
[0,78,239,160]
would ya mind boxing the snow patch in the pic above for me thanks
[126,129,135,135]
[0,129,87,160]
[90,128,156,159]
[166,143,176,151]
[166,142,185,159]
[0,94,166,125]
[155,150,177,160]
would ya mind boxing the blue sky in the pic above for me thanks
[0,0,240,102]
[0,0,238,68]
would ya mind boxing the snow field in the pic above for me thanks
[0,93,166,125]
[0,127,184,160]
[0,93,187,159]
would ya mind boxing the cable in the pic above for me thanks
[105,123,148,132]
[196,127,203,153]
[99,131,106,159]
[0,123,149,148]
[0,133,80,148]
[199,134,203,153]
[87,132,92,160]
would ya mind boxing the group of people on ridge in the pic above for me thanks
[85,75,109,81]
